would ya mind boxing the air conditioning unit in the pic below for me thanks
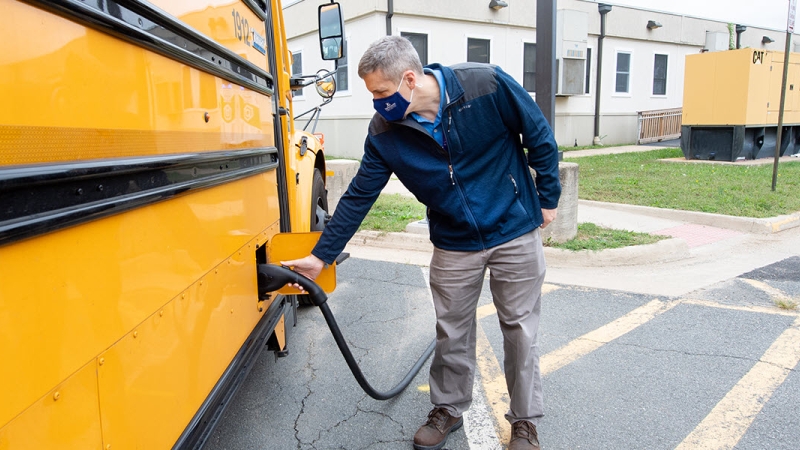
[556,9,588,96]
[705,31,730,52]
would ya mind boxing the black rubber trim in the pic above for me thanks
[23,0,274,95]
[172,296,290,450]
[242,0,268,21]
[0,148,279,246]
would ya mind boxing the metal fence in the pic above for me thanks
[637,107,682,144]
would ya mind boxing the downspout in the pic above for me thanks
[593,4,612,145]
[735,24,746,49]
[386,0,393,36]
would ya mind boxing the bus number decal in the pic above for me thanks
[232,9,251,47]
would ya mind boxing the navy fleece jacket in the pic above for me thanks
[312,62,561,264]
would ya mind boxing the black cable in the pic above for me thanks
[257,264,436,400]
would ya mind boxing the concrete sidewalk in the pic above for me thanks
[342,142,800,297]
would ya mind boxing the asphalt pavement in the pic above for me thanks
[207,144,800,449]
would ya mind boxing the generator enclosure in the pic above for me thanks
[681,48,800,160]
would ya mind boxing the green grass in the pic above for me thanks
[359,194,425,232]
[544,222,666,251]
[358,196,666,253]
[773,297,798,310]
[578,148,800,218]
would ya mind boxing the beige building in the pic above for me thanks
[283,0,794,159]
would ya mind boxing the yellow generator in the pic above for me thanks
[681,48,800,160]
[0,0,346,448]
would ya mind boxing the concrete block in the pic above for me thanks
[325,160,360,213]
[536,162,579,243]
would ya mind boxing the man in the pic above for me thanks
[283,35,560,450]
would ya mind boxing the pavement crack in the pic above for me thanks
[606,340,792,369]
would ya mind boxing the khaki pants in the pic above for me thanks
[428,229,545,424]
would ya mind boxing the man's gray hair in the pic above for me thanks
[357,36,424,81]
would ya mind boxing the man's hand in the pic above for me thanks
[540,208,557,229]
[280,254,326,292]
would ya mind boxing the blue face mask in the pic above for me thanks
[373,78,412,122]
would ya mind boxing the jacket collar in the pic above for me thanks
[424,63,464,107]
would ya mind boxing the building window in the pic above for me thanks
[585,48,592,94]
[291,51,303,97]
[335,38,348,92]
[653,54,668,95]
[615,51,631,93]
[523,43,536,92]
[467,38,490,63]
[401,32,428,66]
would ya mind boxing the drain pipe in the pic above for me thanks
[593,3,612,145]
[735,24,746,49]
[386,0,393,35]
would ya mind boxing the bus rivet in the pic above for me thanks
[97,184,104,191]
[53,391,60,401]
[182,293,185,299]
[76,188,83,195]
[133,331,138,338]
[160,310,164,317]
[106,445,112,450]
[200,280,203,286]
[230,309,234,314]
[99,358,105,366]
[204,112,210,123]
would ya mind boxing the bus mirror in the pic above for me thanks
[315,70,336,98]
[318,2,345,60]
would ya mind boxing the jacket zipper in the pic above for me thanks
[508,174,518,194]
[446,112,454,185]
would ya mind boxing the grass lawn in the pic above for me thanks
[544,223,667,251]
[577,148,800,218]
[358,194,425,232]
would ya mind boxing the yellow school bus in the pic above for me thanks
[0,0,345,448]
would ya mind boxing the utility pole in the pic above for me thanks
[535,0,556,130]
[773,0,797,191]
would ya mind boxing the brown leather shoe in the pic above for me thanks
[412,407,463,450]
[509,420,541,450]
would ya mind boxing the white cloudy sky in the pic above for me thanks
[595,0,795,31]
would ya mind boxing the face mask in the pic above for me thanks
[373,77,412,122]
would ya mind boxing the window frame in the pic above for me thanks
[334,36,350,95]
[652,53,669,96]
[466,36,491,64]
[522,42,536,93]
[290,49,304,98]
[400,31,429,66]
[614,50,633,96]
[584,47,592,95]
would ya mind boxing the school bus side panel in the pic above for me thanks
[0,0,286,446]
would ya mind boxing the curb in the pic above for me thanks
[349,231,690,267]
[543,238,688,268]
[579,200,800,234]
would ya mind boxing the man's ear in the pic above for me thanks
[403,70,417,89]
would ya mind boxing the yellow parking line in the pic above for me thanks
[541,299,677,376]
[476,322,512,443]
[682,298,799,317]
[675,317,800,450]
